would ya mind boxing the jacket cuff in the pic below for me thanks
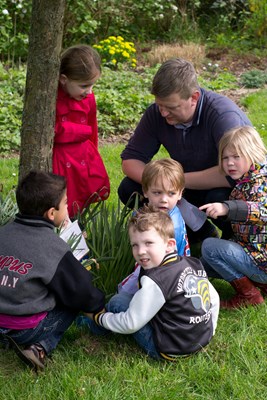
[223,200,248,222]
[93,311,105,326]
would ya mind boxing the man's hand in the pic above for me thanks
[199,202,228,219]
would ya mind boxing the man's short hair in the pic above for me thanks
[151,58,199,99]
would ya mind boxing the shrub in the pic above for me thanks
[93,36,137,70]
[95,66,154,137]
[0,63,25,154]
[240,69,267,88]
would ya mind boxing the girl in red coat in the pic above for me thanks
[53,45,110,218]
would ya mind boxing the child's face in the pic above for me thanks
[222,147,251,180]
[129,226,176,270]
[60,73,100,101]
[144,178,183,212]
[52,191,68,227]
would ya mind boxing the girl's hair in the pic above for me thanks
[151,58,200,99]
[142,158,185,193]
[218,126,267,172]
[16,170,66,216]
[60,45,101,81]
[128,205,175,241]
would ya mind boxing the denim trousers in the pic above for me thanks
[201,237,267,283]
[83,291,162,360]
[0,306,77,355]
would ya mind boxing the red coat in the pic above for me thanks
[53,86,110,217]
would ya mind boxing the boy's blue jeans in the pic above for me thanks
[82,292,162,360]
[0,306,77,355]
[201,238,267,283]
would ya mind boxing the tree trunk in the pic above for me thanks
[19,0,66,180]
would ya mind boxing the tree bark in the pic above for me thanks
[19,0,66,180]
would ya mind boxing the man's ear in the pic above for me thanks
[44,207,55,221]
[59,74,67,86]
[191,90,200,105]
[166,238,176,253]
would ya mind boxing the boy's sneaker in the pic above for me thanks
[6,336,45,371]
[21,344,46,371]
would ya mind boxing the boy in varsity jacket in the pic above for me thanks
[89,206,219,360]
[0,171,105,371]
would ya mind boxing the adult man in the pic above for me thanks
[118,58,252,241]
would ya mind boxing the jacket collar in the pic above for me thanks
[14,214,55,229]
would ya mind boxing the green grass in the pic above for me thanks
[0,90,267,398]
[1,300,267,399]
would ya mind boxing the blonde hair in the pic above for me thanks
[142,158,185,193]
[219,126,267,172]
[128,205,175,241]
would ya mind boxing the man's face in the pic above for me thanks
[155,92,199,125]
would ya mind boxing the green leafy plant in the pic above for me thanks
[240,69,267,88]
[0,62,25,154]
[93,36,137,69]
[199,62,239,91]
[95,66,154,136]
[0,190,17,226]
[80,199,136,298]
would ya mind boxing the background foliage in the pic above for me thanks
[0,0,267,65]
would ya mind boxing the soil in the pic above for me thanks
[99,50,267,146]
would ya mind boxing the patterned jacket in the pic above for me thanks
[223,160,267,271]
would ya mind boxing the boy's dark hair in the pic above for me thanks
[60,44,101,81]
[16,170,66,216]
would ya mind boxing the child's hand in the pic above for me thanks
[85,313,94,320]
[199,203,228,219]
[84,307,106,320]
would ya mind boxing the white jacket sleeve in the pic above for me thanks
[100,276,165,334]
[208,281,220,335]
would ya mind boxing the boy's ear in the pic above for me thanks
[166,238,176,253]
[59,74,67,86]
[44,207,56,221]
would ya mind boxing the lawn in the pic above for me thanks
[0,91,267,399]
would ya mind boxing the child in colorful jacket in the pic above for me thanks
[200,126,267,309]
